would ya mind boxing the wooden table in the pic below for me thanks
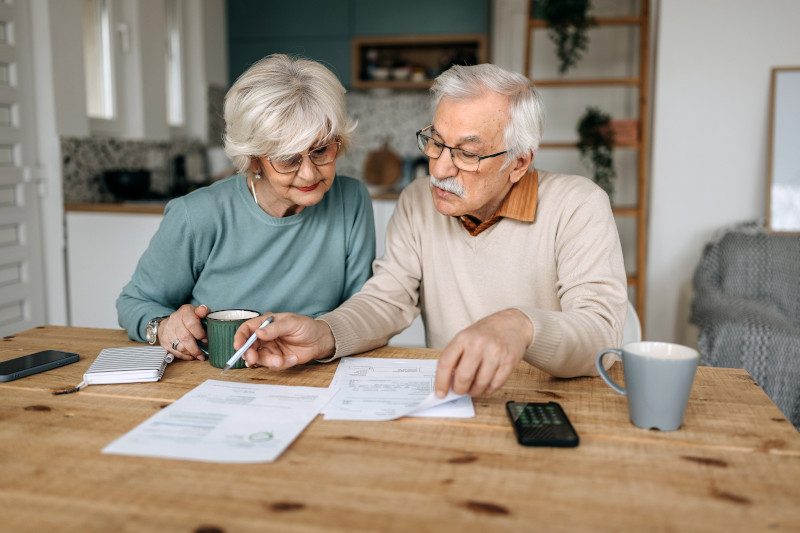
[2,326,799,532]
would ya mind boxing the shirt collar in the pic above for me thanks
[496,168,538,222]
[459,169,538,236]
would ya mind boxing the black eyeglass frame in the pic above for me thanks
[415,126,507,172]
[265,141,341,174]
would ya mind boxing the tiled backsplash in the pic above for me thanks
[337,90,432,186]
[61,137,208,203]
[62,89,434,203]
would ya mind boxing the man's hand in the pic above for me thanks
[159,304,210,360]
[233,313,336,370]
[434,309,533,398]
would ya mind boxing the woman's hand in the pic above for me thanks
[234,312,336,370]
[159,304,210,361]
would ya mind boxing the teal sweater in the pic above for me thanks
[117,174,375,342]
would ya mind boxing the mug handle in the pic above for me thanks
[197,318,209,356]
[596,349,626,395]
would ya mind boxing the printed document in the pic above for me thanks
[322,357,475,421]
[103,380,333,463]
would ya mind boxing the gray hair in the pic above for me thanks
[223,54,356,175]
[430,64,544,168]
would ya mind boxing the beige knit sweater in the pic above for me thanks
[319,170,627,378]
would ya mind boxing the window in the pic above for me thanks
[165,0,184,127]
[82,0,114,119]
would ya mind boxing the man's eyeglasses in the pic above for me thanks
[266,142,341,174]
[415,126,507,172]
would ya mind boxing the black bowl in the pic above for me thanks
[104,170,151,200]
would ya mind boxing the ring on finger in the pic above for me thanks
[171,339,180,349]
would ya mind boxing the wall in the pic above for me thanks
[647,0,800,342]
[120,1,168,140]
[187,0,229,143]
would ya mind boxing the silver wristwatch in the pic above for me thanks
[145,317,167,345]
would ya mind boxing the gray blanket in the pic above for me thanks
[691,220,800,429]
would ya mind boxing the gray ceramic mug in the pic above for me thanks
[596,341,699,431]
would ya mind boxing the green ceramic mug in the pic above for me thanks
[200,309,260,369]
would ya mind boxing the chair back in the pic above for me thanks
[622,300,642,345]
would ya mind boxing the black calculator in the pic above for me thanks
[506,401,580,447]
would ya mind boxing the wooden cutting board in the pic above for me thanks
[363,142,403,187]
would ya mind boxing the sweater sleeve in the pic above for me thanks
[115,198,204,342]
[318,184,422,358]
[340,179,376,301]
[515,187,627,378]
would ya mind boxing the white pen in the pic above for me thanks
[220,315,274,375]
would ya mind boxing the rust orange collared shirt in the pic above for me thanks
[459,169,539,236]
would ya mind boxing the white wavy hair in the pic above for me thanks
[223,54,356,175]
[430,63,545,169]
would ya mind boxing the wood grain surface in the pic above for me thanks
[1,326,798,532]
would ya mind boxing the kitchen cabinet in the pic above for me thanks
[66,211,164,330]
[65,202,426,347]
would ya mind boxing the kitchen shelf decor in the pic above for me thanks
[576,106,616,201]
[525,0,650,327]
[536,0,594,74]
[351,34,488,90]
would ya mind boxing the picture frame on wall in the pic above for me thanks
[766,66,800,234]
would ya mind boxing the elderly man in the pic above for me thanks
[235,63,628,398]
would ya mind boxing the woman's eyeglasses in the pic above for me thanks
[267,142,341,174]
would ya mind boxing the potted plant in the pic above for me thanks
[576,106,616,201]
[536,0,595,74]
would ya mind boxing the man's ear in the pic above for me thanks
[509,151,534,184]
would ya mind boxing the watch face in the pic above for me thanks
[146,321,157,344]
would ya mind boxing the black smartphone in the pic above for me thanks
[506,401,579,447]
[0,350,80,382]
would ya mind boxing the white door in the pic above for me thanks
[0,1,46,337]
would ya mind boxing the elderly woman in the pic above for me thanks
[116,54,375,360]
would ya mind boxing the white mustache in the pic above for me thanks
[430,175,466,198]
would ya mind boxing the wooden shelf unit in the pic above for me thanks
[529,15,642,29]
[525,0,650,327]
[534,77,641,87]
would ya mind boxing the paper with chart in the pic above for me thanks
[322,357,475,421]
[103,380,333,463]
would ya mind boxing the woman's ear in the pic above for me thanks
[248,157,263,175]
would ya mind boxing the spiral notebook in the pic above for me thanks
[84,346,174,385]
[56,347,174,394]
